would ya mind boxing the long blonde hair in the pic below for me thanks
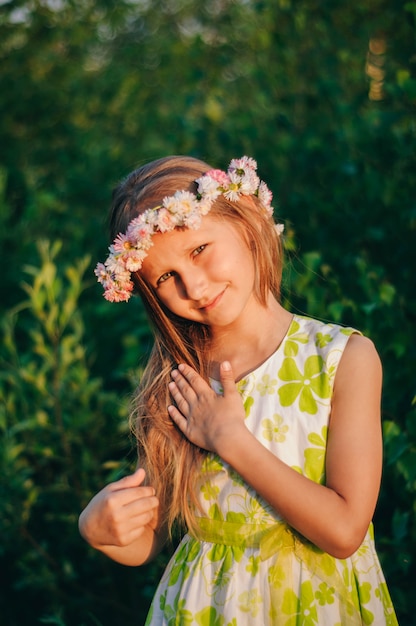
[109,155,284,534]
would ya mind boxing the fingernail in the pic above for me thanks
[222,361,231,371]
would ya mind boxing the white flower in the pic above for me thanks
[124,248,148,271]
[156,208,177,232]
[172,190,198,214]
[239,170,260,195]
[143,208,159,226]
[229,156,257,173]
[257,181,273,215]
[162,195,181,214]
[94,262,108,284]
[104,251,122,274]
[184,211,202,229]
[196,175,221,201]
[198,197,213,216]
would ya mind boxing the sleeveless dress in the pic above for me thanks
[145,315,398,625]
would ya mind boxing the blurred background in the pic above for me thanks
[0,0,415,624]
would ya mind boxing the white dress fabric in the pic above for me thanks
[145,315,398,625]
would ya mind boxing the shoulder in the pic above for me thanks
[293,314,361,355]
[339,332,382,369]
[292,315,381,382]
[294,314,358,338]
[335,333,382,394]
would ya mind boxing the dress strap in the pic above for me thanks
[191,517,363,624]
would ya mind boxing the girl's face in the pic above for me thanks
[140,215,259,331]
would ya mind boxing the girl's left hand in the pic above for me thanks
[167,361,246,453]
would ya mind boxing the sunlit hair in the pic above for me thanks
[109,155,284,536]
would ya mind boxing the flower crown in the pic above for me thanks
[95,156,282,302]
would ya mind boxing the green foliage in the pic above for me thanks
[0,0,415,623]
[0,242,166,624]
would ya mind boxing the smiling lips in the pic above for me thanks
[198,289,226,311]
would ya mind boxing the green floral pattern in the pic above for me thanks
[145,315,397,625]
[278,355,331,415]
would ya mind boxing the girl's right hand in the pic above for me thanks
[79,467,161,562]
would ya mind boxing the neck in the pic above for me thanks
[208,296,293,381]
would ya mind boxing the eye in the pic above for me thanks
[157,271,174,285]
[192,244,206,257]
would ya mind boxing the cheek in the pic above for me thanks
[157,289,179,312]
[212,239,252,277]
[156,282,191,317]
[231,246,256,281]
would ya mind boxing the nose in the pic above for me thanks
[179,267,207,302]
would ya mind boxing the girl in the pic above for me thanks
[79,155,398,624]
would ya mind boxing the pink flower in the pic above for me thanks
[113,233,133,252]
[127,218,153,242]
[104,285,132,302]
[204,169,230,187]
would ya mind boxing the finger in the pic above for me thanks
[121,485,156,503]
[219,361,238,395]
[109,467,146,492]
[100,485,156,519]
[167,403,188,434]
[170,366,211,407]
[122,493,159,518]
[176,363,210,393]
[107,499,159,546]
[170,368,196,397]
[122,508,159,544]
[168,380,191,415]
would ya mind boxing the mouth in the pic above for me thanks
[199,289,225,311]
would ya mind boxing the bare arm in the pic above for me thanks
[78,468,167,566]
[168,334,383,559]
